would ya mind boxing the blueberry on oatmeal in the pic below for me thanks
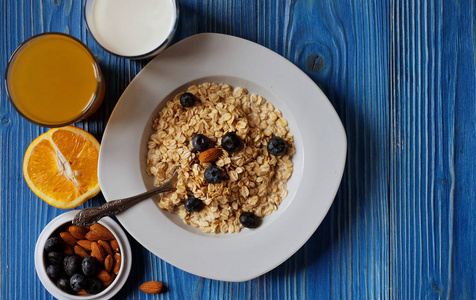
[204,165,223,183]
[239,212,260,228]
[180,92,197,107]
[185,195,204,212]
[221,132,241,153]
[267,136,287,156]
[192,134,210,151]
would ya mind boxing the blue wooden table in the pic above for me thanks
[2,0,476,299]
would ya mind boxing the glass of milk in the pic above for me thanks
[84,0,179,59]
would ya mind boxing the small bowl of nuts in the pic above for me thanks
[35,210,132,299]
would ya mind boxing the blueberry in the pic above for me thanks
[267,136,288,156]
[180,92,197,107]
[44,236,63,252]
[185,195,204,212]
[47,251,65,265]
[85,277,103,295]
[192,134,210,151]
[63,254,82,276]
[82,255,98,276]
[46,264,62,279]
[204,165,223,183]
[239,212,261,228]
[70,273,87,292]
[221,132,241,153]
[56,276,72,292]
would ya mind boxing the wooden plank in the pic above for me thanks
[290,0,391,299]
[390,0,476,298]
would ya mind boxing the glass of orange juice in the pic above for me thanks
[5,33,105,127]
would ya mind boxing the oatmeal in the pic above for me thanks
[146,82,295,233]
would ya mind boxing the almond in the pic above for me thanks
[139,281,163,294]
[97,269,111,282]
[113,253,121,275]
[110,239,120,253]
[76,289,88,296]
[68,225,87,240]
[98,240,113,257]
[86,224,115,241]
[85,231,96,241]
[85,230,106,241]
[103,273,116,288]
[198,148,222,163]
[91,224,115,239]
[59,232,77,247]
[104,254,113,272]
[77,240,92,251]
[63,244,74,255]
[91,242,105,263]
[74,245,88,258]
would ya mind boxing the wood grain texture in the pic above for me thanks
[1,0,475,299]
[390,0,476,299]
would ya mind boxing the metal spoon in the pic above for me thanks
[72,168,178,226]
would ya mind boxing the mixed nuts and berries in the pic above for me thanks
[43,223,121,295]
[147,82,295,233]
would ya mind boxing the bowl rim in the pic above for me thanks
[34,210,132,300]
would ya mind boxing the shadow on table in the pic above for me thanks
[271,76,386,285]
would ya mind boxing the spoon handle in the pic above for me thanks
[72,168,177,226]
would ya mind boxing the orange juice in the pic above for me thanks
[6,33,105,127]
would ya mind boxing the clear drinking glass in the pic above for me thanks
[5,32,105,127]
[84,0,179,60]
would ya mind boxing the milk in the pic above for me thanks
[86,0,176,58]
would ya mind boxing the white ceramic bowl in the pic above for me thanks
[97,33,347,281]
[35,210,132,300]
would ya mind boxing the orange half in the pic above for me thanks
[23,126,101,208]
